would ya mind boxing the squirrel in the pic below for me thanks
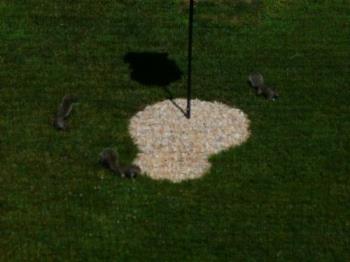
[248,72,278,101]
[99,148,141,179]
[53,95,78,130]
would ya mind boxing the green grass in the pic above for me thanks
[1,0,349,260]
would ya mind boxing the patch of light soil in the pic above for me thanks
[129,99,250,183]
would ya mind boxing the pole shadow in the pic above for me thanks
[163,86,187,117]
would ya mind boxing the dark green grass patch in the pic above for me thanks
[1,0,349,260]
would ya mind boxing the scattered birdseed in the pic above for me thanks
[129,98,250,183]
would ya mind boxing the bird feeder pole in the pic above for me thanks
[186,0,194,119]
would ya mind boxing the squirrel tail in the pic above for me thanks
[248,72,264,88]
[99,148,121,174]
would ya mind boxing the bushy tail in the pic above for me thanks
[248,72,264,88]
[99,148,121,174]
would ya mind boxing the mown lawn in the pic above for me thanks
[0,0,349,260]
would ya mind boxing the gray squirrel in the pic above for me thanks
[53,95,78,130]
[248,72,278,101]
[99,148,141,179]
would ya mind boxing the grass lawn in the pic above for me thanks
[1,0,349,260]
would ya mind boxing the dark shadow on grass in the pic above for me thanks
[123,51,186,117]
[123,52,182,86]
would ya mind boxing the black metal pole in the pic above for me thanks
[186,0,194,119]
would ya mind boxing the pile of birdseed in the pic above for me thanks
[129,98,250,183]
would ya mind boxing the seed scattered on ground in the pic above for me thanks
[129,98,251,183]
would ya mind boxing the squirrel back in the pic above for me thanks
[248,72,264,88]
